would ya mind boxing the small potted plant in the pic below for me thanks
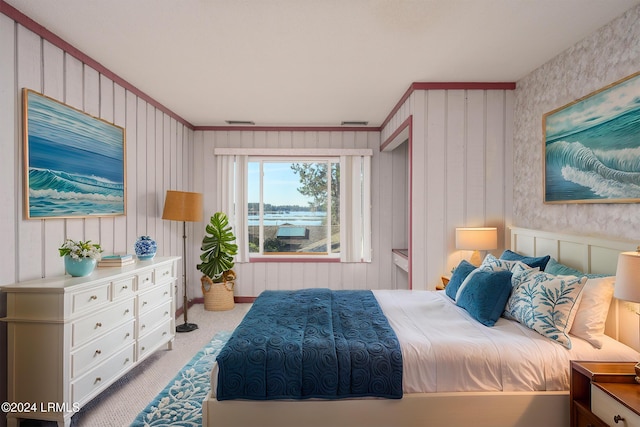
[197,212,238,311]
[59,239,103,277]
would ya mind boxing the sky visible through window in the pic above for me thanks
[248,161,313,208]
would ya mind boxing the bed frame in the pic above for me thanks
[202,227,638,427]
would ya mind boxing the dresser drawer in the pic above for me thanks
[71,282,110,315]
[138,320,173,360]
[137,270,154,291]
[592,385,640,427]
[154,264,174,284]
[138,282,172,314]
[139,299,172,336]
[71,320,135,378]
[112,277,135,300]
[72,298,135,347]
[71,344,135,404]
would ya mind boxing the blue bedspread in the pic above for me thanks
[216,288,403,400]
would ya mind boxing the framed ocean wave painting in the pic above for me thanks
[543,71,640,204]
[23,89,126,219]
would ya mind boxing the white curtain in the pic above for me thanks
[216,154,249,263]
[340,155,372,262]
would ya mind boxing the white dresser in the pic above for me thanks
[1,256,179,427]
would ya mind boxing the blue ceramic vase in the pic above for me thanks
[64,255,97,277]
[135,236,157,260]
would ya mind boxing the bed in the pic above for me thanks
[202,227,640,427]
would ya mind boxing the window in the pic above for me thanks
[215,148,372,263]
[248,158,340,257]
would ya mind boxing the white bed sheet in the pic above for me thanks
[209,290,640,396]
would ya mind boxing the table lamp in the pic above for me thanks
[613,248,640,382]
[455,227,498,266]
[162,190,204,333]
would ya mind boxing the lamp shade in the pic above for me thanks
[614,251,640,303]
[455,227,498,251]
[162,190,203,222]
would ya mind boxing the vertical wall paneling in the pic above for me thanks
[464,90,487,225]
[99,75,116,255]
[153,108,164,250]
[42,40,66,277]
[125,91,138,253]
[410,91,427,290]
[445,91,467,269]
[0,14,16,284]
[425,90,446,288]
[83,67,101,245]
[503,91,515,248]
[485,90,507,240]
[381,87,513,289]
[63,54,84,241]
[136,98,147,233]
[146,105,157,237]
[113,84,127,254]
[17,24,43,282]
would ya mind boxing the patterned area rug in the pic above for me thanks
[131,331,231,427]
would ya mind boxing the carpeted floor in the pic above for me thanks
[20,303,251,427]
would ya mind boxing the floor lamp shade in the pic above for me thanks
[162,190,203,222]
[162,190,203,333]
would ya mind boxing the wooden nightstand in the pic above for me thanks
[570,361,640,427]
[436,276,450,291]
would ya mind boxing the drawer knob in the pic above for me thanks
[122,285,128,290]
[614,415,624,424]
[94,349,102,356]
[142,301,148,306]
[124,309,130,314]
[95,322,102,328]
[162,331,167,336]
[95,377,102,384]
[90,295,98,300]
[125,358,130,364]
[164,311,169,316]
[141,324,146,329]
[144,278,150,282]
[125,332,130,338]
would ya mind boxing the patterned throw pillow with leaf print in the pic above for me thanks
[480,253,533,274]
[504,269,587,348]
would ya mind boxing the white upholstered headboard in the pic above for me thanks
[510,227,639,351]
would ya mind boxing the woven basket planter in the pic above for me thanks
[201,273,235,311]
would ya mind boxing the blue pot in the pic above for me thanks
[64,255,97,277]
[135,236,157,260]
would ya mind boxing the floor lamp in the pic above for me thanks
[162,190,203,333]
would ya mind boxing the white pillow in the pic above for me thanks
[504,269,587,348]
[569,276,615,348]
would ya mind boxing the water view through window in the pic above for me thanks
[247,159,340,256]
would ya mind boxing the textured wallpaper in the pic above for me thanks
[513,5,640,241]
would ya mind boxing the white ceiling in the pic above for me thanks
[6,0,640,127]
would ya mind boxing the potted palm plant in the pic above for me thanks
[197,212,238,311]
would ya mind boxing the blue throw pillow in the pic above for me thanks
[445,260,476,301]
[456,270,513,327]
[500,249,550,271]
[545,258,606,279]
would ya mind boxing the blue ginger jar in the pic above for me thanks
[135,236,157,260]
